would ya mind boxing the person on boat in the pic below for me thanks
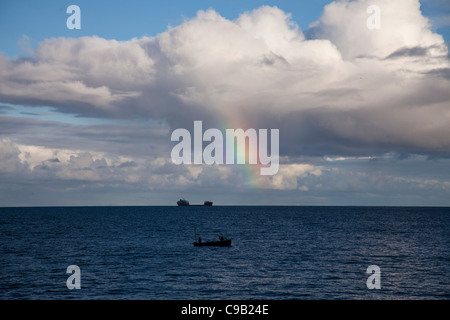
[198,237,202,243]
[219,236,224,241]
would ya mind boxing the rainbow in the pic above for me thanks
[214,114,267,189]
[171,117,278,187]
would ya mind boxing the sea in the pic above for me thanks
[0,206,449,300]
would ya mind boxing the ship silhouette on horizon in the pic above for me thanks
[177,199,213,206]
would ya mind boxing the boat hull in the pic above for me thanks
[193,239,231,247]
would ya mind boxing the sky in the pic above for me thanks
[0,0,450,206]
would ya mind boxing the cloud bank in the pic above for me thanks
[1,0,450,205]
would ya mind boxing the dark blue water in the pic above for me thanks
[0,206,449,299]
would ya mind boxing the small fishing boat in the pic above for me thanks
[193,236,232,247]
[193,229,231,247]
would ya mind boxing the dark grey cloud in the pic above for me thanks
[385,46,431,59]
[425,67,450,80]
[0,115,171,158]
[0,104,14,114]
[257,98,450,158]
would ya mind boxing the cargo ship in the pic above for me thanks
[177,199,213,206]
